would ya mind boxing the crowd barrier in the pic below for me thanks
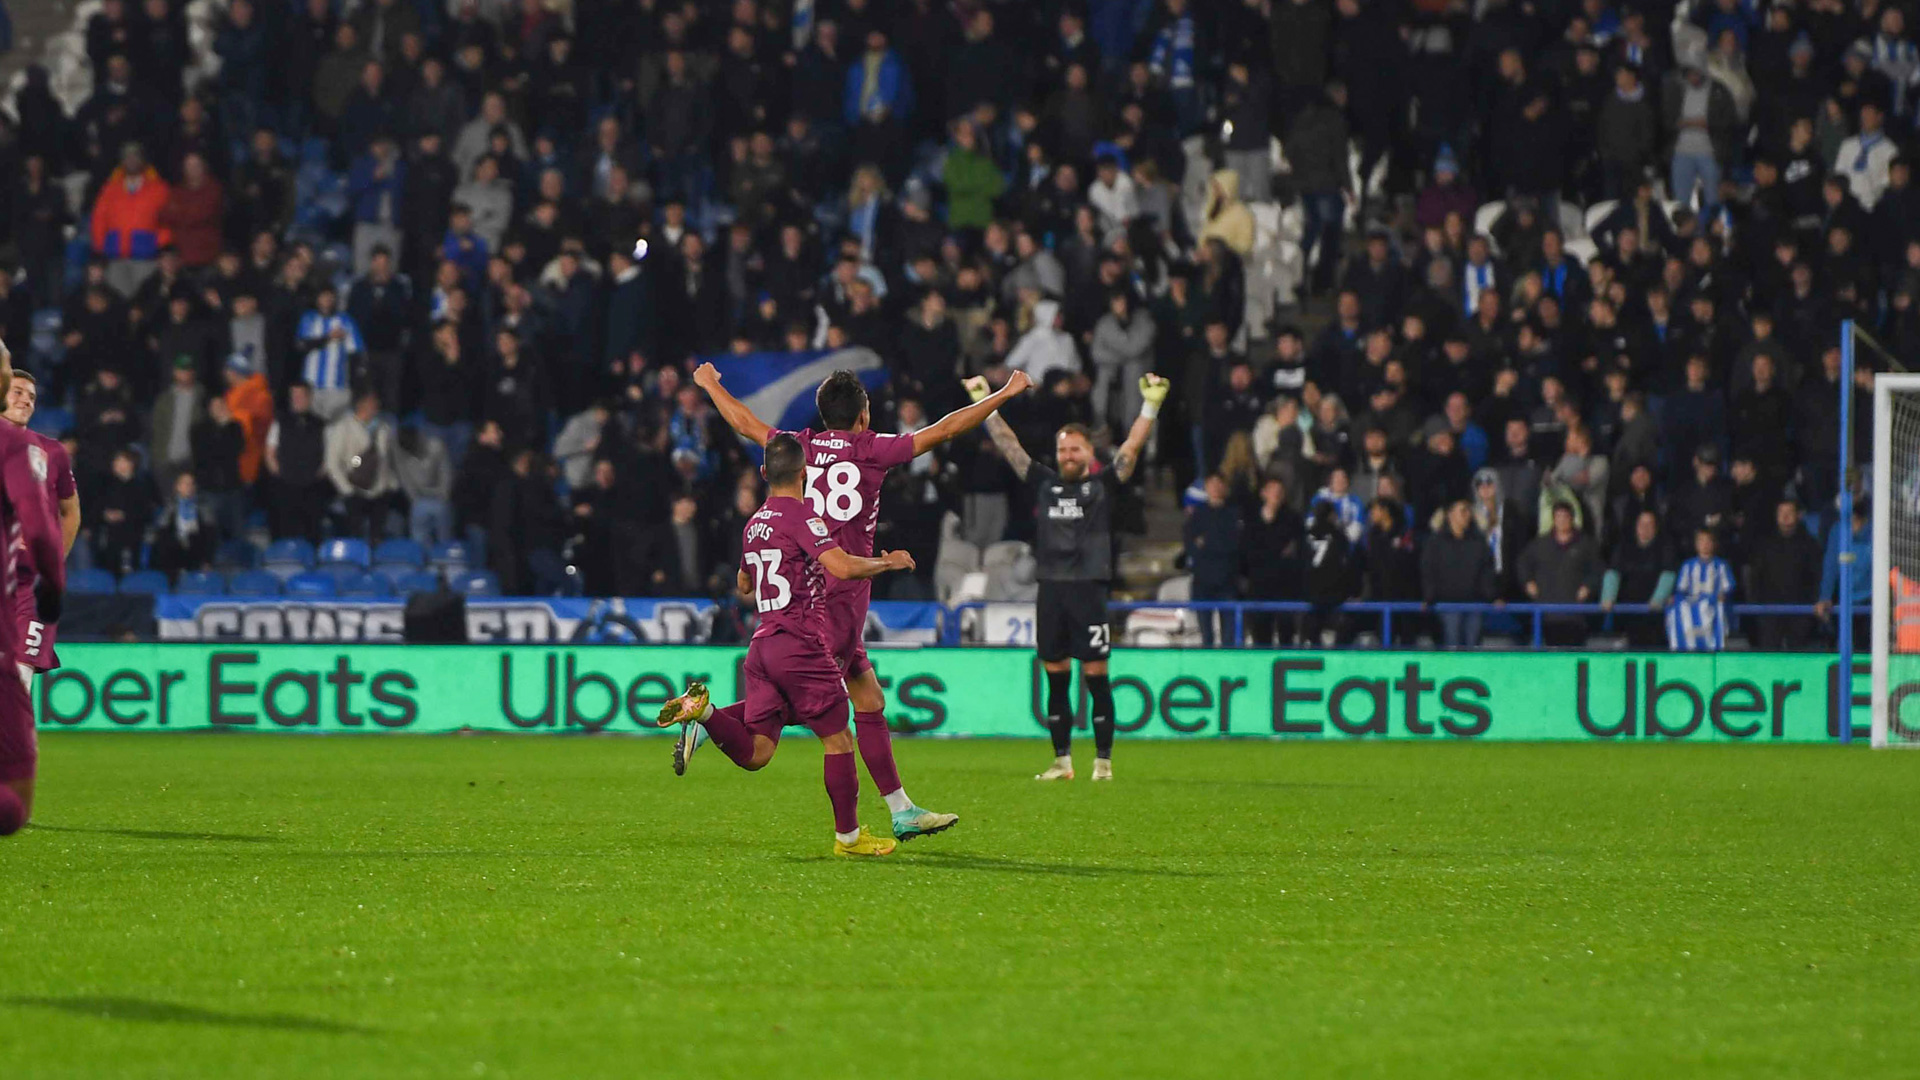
[36,645,1870,742]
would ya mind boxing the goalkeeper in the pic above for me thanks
[969,372,1170,781]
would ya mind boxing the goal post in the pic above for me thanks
[1869,368,1920,748]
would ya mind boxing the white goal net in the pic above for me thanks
[1871,373,1920,747]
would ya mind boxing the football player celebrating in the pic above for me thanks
[655,433,914,856]
[669,363,1030,841]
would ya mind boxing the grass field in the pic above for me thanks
[4,734,1918,1079]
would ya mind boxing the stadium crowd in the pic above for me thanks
[0,0,1915,647]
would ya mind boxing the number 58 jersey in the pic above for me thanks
[776,427,915,597]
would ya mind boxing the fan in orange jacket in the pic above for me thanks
[222,350,274,486]
[89,144,172,261]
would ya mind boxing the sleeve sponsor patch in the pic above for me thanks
[27,445,47,484]
[808,518,830,538]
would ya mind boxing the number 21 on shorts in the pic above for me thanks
[1089,623,1109,651]
[805,462,863,522]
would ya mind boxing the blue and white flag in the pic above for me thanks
[703,347,889,457]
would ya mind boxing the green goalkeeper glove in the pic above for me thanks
[1139,374,1170,420]
[963,376,991,404]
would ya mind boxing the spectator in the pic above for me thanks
[1288,83,1352,295]
[1361,497,1419,643]
[149,472,217,580]
[348,136,407,275]
[1747,500,1824,650]
[1667,528,1736,651]
[1006,299,1077,385]
[395,424,454,548]
[1518,501,1601,646]
[90,142,171,295]
[1598,64,1658,198]
[91,449,156,577]
[149,358,203,495]
[1184,475,1242,647]
[1603,509,1676,649]
[1833,99,1896,211]
[297,285,364,421]
[190,396,247,540]
[1550,427,1611,540]
[1198,170,1254,259]
[1817,503,1873,646]
[157,152,222,269]
[1663,55,1739,215]
[489,448,567,595]
[324,390,399,541]
[1244,477,1304,646]
[553,401,609,491]
[346,247,412,414]
[1422,500,1498,647]
[1301,499,1357,645]
[264,382,330,543]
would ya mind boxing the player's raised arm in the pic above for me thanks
[971,378,1034,481]
[818,546,915,581]
[693,362,774,446]
[911,371,1032,455]
[1111,374,1169,484]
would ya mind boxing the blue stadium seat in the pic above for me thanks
[215,539,261,569]
[117,570,171,596]
[174,571,226,596]
[316,538,371,569]
[69,568,117,595]
[263,538,315,580]
[226,570,283,597]
[430,541,471,572]
[451,570,500,596]
[395,571,442,595]
[339,572,393,598]
[285,571,338,598]
[373,538,425,568]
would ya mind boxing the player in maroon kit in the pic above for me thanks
[680,362,1030,841]
[0,346,68,836]
[3,369,82,697]
[654,433,916,856]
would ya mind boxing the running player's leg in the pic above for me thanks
[792,654,893,856]
[847,665,958,839]
[0,660,36,834]
[657,677,777,771]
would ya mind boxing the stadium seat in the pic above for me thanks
[69,568,117,595]
[174,571,226,596]
[1584,199,1618,238]
[226,570,283,597]
[373,538,425,568]
[982,541,1032,602]
[285,571,338,598]
[215,539,261,569]
[263,538,315,580]
[934,538,982,603]
[430,541,472,574]
[451,570,500,596]
[117,570,171,596]
[1472,200,1506,248]
[339,572,394,598]
[395,571,442,595]
[317,538,372,569]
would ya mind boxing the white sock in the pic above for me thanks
[835,829,860,844]
[1056,754,1073,767]
[882,788,913,814]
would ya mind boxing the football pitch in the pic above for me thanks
[4,735,1917,1079]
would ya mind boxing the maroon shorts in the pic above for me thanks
[12,586,57,672]
[743,630,850,742]
[820,584,872,680]
[0,657,35,783]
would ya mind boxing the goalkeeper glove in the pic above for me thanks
[1139,374,1170,420]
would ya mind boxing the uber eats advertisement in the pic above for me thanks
[34,645,1868,742]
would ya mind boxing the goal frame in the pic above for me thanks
[1870,372,1920,749]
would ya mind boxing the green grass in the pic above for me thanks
[3,735,1918,1079]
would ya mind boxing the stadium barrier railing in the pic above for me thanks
[941,601,1825,649]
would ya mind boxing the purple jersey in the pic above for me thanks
[740,495,839,642]
[12,430,72,671]
[778,427,916,565]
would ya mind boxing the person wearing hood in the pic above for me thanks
[1471,467,1528,598]
[1090,290,1155,434]
[1199,168,1255,258]
[1663,52,1740,216]
[221,349,273,488]
[1415,146,1478,230]
[1007,298,1079,385]
[90,142,172,296]
[1602,509,1676,648]
[1422,499,1498,647]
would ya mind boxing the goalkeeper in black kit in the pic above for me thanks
[969,372,1169,781]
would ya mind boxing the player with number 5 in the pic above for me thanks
[677,362,1030,842]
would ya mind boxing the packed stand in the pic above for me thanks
[0,0,1910,652]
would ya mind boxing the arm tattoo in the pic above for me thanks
[985,412,1032,480]
[1112,445,1139,483]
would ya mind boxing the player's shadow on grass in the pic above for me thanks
[29,824,280,843]
[788,851,1221,879]
[4,996,374,1035]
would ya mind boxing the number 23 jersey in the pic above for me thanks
[776,427,915,596]
[739,495,838,641]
